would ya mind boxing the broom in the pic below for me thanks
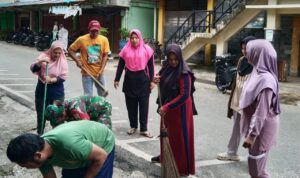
[82,66,109,97]
[40,63,48,134]
[158,85,180,178]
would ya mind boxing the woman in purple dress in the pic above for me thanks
[240,39,280,178]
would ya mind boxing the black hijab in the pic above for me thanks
[238,36,256,76]
[158,44,198,115]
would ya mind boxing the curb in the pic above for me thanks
[0,84,35,110]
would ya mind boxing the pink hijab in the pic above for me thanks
[119,29,154,71]
[31,41,68,82]
[239,39,280,114]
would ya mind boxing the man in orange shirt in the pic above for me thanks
[68,20,110,96]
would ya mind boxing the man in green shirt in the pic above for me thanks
[6,120,115,178]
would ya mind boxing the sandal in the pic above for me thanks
[140,131,153,138]
[127,128,137,135]
[151,156,160,163]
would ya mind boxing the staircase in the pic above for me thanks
[164,0,267,60]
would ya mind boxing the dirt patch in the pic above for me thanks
[280,92,300,106]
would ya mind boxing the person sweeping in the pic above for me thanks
[152,44,198,177]
[30,41,68,134]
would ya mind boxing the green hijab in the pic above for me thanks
[45,104,65,127]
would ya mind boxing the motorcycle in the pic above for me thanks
[36,33,52,51]
[213,54,237,93]
[22,31,35,47]
[13,27,30,45]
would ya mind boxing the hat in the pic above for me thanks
[88,20,101,31]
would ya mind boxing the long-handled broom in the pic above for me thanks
[82,66,109,97]
[40,63,48,134]
[158,85,180,178]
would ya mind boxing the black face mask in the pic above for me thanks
[238,57,253,76]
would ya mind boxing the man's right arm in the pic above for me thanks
[68,39,82,68]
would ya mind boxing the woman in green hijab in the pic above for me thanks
[45,95,112,129]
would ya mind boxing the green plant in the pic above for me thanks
[119,28,130,40]
[99,27,109,37]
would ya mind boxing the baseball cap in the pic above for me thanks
[88,20,101,31]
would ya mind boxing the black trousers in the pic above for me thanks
[35,96,64,134]
[125,94,149,132]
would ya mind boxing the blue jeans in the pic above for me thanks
[61,147,115,178]
[82,75,105,96]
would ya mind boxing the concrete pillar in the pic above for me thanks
[216,37,228,56]
[264,0,280,42]
[121,9,129,29]
[157,0,165,44]
[291,16,300,76]
[29,11,34,30]
[153,4,157,40]
[204,0,214,65]
[38,10,42,32]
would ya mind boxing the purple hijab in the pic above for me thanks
[239,39,280,114]
[159,44,197,115]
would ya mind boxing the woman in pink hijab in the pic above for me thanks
[240,39,280,178]
[30,40,68,134]
[114,29,155,138]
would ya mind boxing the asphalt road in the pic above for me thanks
[0,41,299,178]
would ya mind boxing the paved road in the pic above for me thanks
[0,41,300,178]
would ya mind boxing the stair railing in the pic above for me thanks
[164,0,245,52]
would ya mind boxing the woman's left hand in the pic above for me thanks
[153,75,160,84]
[242,136,256,148]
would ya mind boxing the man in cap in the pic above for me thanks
[68,20,110,96]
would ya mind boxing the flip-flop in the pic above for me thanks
[140,131,153,138]
[127,128,137,135]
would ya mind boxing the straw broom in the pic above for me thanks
[158,85,180,178]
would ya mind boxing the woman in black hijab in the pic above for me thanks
[153,44,197,176]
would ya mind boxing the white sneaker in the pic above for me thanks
[217,152,240,161]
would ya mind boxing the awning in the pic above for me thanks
[0,0,85,8]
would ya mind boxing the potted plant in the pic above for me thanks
[119,28,129,49]
[99,27,108,37]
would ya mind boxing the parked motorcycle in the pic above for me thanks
[12,27,30,45]
[213,54,237,93]
[22,31,35,47]
[5,32,15,43]
[36,33,52,51]
[144,38,164,62]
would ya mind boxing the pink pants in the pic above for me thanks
[248,137,270,178]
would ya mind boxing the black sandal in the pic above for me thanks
[151,156,160,163]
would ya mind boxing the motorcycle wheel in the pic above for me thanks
[14,38,20,45]
[215,76,226,93]
[5,37,12,43]
[36,41,46,51]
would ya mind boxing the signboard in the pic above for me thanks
[265,29,274,41]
